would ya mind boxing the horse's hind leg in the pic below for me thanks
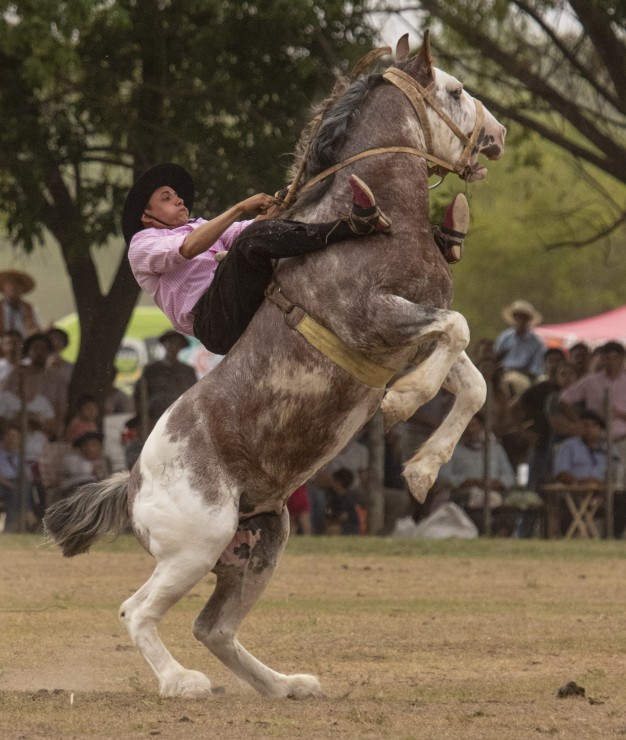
[193,509,322,698]
[120,500,239,698]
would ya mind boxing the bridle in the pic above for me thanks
[287,65,485,203]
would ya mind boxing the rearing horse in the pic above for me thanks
[44,34,505,699]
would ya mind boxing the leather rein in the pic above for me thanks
[293,66,485,198]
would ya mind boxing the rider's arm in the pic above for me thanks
[179,193,274,259]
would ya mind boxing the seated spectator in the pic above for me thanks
[545,360,581,443]
[308,432,370,535]
[551,409,625,536]
[326,468,361,536]
[0,333,67,438]
[0,330,22,385]
[0,425,40,532]
[60,431,111,497]
[0,270,41,337]
[569,342,591,379]
[65,394,100,444]
[552,410,620,486]
[559,341,626,464]
[437,413,516,534]
[45,326,74,385]
[287,483,311,535]
[513,348,565,491]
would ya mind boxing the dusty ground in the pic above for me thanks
[1,535,626,738]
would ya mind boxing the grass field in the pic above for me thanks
[1,534,626,738]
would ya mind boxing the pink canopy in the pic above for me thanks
[535,306,626,349]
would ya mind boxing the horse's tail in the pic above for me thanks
[43,471,131,557]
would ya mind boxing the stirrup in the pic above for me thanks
[347,174,391,234]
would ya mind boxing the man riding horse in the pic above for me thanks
[123,165,469,355]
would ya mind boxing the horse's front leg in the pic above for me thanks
[402,352,486,502]
[380,302,472,433]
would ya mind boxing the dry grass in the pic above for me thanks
[1,534,626,738]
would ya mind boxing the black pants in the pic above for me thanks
[192,218,354,355]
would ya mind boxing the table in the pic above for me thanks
[542,483,623,539]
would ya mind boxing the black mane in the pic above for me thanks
[286,72,384,215]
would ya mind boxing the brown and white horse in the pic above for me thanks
[44,35,505,699]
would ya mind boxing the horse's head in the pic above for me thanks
[393,32,506,182]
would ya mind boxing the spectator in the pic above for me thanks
[0,330,23,385]
[545,360,581,443]
[0,425,39,532]
[327,468,361,536]
[45,327,74,385]
[494,299,546,397]
[551,409,625,537]
[65,394,100,444]
[437,413,516,534]
[287,483,311,535]
[0,333,67,438]
[309,433,369,535]
[133,330,197,421]
[103,366,134,415]
[514,348,565,491]
[0,270,41,338]
[60,431,111,497]
[552,410,619,485]
[559,341,626,463]
[569,342,591,379]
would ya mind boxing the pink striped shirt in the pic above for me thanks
[128,218,253,336]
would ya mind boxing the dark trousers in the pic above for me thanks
[192,218,351,355]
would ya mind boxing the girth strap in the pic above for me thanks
[265,282,396,389]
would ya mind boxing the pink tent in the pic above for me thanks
[535,306,626,349]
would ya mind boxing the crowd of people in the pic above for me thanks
[0,265,624,538]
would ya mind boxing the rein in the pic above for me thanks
[296,66,485,197]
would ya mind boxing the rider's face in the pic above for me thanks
[141,186,189,230]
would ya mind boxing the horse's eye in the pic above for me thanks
[450,87,463,101]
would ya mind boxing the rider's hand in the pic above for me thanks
[240,193,275,216]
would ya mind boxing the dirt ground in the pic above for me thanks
[2,535,626,739]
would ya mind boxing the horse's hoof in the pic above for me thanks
[403,468,431,504]
[285,673,324,699]
[160,669,212,699]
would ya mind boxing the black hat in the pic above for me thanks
[158,329,190,348]
[73,431,104,448]
[121,163,195,246]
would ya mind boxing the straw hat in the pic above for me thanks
[0,269,36,294]
[121,163,194,246]
[501,299,542,327]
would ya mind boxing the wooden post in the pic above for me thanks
[482,379,493,537]
[605,388,615,539]
[366,410,385,535]
[17,368,28,533]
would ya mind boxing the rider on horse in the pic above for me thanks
[123,163,468,356]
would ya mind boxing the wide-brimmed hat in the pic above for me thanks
[501,299,542,327]
[121,163,195,246]
[0,269,36,294]
[158,329,190,348]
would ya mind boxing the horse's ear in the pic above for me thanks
[415,29,434,69]
[405,29,435,85]
[395,34,410,61]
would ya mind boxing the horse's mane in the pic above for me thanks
[284,72,385,216]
